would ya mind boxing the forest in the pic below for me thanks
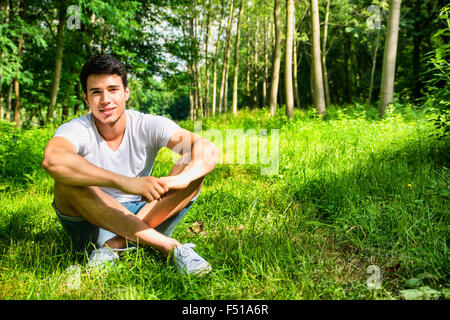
[0,0,449,301]
[0,0,448,126]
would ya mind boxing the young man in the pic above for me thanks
[42,54,218,275]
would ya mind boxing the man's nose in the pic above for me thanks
[99,90,112,104]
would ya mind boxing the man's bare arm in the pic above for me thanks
[161,128,219,189]
[42,137,168,200]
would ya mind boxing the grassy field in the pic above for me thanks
[0,104,448,300]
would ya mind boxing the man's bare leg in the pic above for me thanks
[54,183,183,256]
[54,155,203,257]
[103,155,204,254]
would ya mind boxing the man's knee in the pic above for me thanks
[54,183,99,217]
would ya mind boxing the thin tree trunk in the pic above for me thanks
[285,0,295,118]
[12,0,27,126]
[379,0,401,117]
[188,63,196,120]
[293,32,301,109]
[62,98,69,121]
[48,0,68,124]
[253,19,260,109]
[212,1,225,117]
[192,16,203,118]
[322,0,331,99]
[368,24,380,105]
[195,61,203,118]
[218,0,235,114]
[269,0,282,116]
[13,35,24,126]
[246,15,251,108]
[0,91,3,121]
[0,1,10,120]
[6,82,12,121]
[310,0,326,117]
[344,35,351,103]
[183,22,196,120]
[204,0,212,118]
[187,57,195,121]
[262,16,269,108]
[321,0,331,107]
[74,82,81,115]
[232,0,244,115]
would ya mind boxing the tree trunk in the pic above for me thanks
[191,16,203,119]
[269,0,282,116]
[187,63,196,120]
[246,15,252,108]
[232,0,244,115]
[293,32,301,109]
[12,0,27,126]
[321,0,331,107]
[379,0,401,117]
[195,61,203,118]
[74,82,81,115]
[0,91,3,121]
[183,21,196,120]
[262,16,269,108]
[211,1,225,117]
[204,0,212,118]
[62,99,69,121]
[344,35,351,104]
[285,0,295,118]
[13,76,21,125]
[368,24,381,105]
[212,61,218,116]
[253,19,260,109]
[310,0,326,117]
[218,0,235,114]
[0,1,9,120]
[6,82,12,121]
[48,0,68,124]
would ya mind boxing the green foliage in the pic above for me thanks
[0,121,52,187]
[422,4,450,138]
[128,77,190,120]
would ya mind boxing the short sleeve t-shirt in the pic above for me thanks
[53,109,180,202]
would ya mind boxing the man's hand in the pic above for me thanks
[119,176,169,201]
[158,175,191,190]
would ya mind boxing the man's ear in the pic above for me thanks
[83,92,89,107]
[125,86,130,101]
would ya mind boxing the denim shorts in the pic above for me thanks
[52,198,196,251]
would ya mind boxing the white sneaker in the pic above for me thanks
[87,247,120,269]
[173,243,212,276]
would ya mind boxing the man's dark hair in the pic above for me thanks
[80,54,128,94]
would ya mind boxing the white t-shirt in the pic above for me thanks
[53,109,180,202]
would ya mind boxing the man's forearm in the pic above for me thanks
[164,139,218,189]
[42,148,124,189]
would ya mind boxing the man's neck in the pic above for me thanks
[93,111,127,142]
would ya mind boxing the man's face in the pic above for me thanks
[83,74,129,127]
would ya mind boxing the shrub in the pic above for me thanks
[0,121,53,186]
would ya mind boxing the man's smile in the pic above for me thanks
[100,106,116,116]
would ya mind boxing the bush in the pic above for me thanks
[0,121,53,186]
[423,4,450,138]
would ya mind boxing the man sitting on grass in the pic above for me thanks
[42,54,218,275]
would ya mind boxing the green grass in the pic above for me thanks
[0,104,448,299]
